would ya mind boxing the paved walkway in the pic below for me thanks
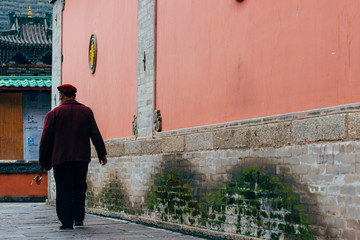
[0,203,204,240]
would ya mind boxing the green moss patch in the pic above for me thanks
[86,181,128,213]
[148,168,313,239]
[148,169,202,225]
[208,168,313,239]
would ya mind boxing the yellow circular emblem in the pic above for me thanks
[88,34,97,74]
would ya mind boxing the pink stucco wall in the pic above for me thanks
[62,0,137,139]
[156,0,360,131]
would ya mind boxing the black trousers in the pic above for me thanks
[53,161,89,226]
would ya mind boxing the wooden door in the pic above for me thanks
[0,93,23,160]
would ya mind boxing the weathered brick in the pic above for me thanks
[275,146,293,157]
[342,230,360,240]
[322,215,346,229]
[161,136,184,153]
[292,145,308,156]
[302,175,334,184]
[185,132,213,151]
[222,150,239,159]
[316,154,335,165]
[249,122,291,147]
[277,165,292,175]
[321,197,339,209]
[333,218,346,229]
[344,206,360,219]
[340,185,356,195]
[213,128,249,149]
[250,147,276,158]
[140,139,161,154]
[356,163,360,173]
[326,165,341,175]
[238,149,250,158]
[291,164,309,175]
[210,173,228,182]
[309,143,340,157]
[328,164,356,175]
[125,141,141,154]
[348,113,360,140]
[262,163,278,174]
[327,186,340,195]
[347,219,360,230]
[324,227,342,238]
[319,205,341,218]
[283,156,298,165]
[335,153,356,165]
[106,141,125,157]
[306,223,320,236]
[339,143,356,153]
[308,165,326,175]
[291,182,309,193]
[293,114,346,142]
[338,196,360,207]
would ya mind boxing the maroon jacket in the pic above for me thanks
[39,100,107,170]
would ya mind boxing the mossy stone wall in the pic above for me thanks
[47,106,360,239]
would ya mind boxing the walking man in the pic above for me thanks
[39,84,107,230]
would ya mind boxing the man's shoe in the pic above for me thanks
[74,221,84,226]
[59,225,73,230]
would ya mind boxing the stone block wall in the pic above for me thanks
[47,104,360,239]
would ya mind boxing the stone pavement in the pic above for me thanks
[0,203,205,240]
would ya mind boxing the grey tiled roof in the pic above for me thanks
[0,19,52,48]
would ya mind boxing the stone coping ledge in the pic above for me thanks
[102,103,360,143]
[104,136,136,144]
[154,102,360,137]
[94,102,360,158]
[0,160,42,174]
[86,208,259,240]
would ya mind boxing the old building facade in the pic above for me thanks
[50,0,360,239]
[0,10,51,201]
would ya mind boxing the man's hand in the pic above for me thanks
[99,156,107,166]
